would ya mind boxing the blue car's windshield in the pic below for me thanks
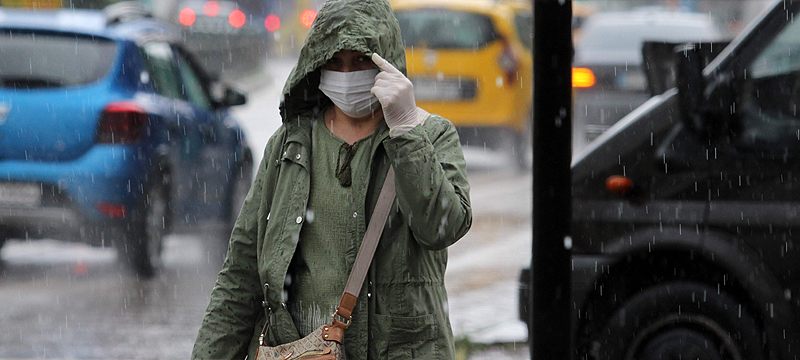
[0,31,117,89]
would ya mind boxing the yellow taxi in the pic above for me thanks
[392,0,532,168]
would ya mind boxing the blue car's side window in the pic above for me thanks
[141,42,183,100]
[175,51,211,110]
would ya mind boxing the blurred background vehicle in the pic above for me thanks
[0,0,329,81]
[170,0,324,60]
[392,0,533,169]
[172,0,270,80]
[0,3,252,277]
[572,9,725,150]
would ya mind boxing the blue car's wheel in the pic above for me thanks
[117,173,170,278]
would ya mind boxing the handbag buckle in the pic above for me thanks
[331,309,352,328]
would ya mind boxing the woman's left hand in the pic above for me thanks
[371,53,428,137]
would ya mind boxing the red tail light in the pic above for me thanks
[178,7,196,27]
[97,102,148,144]
[300,9,317,29]
[228,9,246,29]
[96,202,127,218]
[264,14,281,32]
[498,39,519,86]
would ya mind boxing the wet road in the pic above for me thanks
[0,58,532,359]
[0,236,221,358]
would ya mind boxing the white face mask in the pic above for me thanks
[319,69,381,118]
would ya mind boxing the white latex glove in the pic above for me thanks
[371,53,429,138]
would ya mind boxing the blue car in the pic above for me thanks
[0,4,253,277]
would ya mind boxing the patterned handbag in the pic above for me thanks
[256,168,396,360]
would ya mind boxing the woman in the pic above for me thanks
[192,0,472,359]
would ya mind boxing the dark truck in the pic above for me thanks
[520,1,800,359]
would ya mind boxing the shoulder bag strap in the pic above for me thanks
[331,167,396,330]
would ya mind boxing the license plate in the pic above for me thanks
[0,183,41,207]
[412,78,471,101]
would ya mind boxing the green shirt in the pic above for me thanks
[287,116,388,348]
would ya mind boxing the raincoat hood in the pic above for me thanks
[279,0,407,122]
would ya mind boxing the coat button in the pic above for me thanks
[264,283,270,289]
[261,300,268,307]
[352,212,358,218]
[295,154,302,160]
[295,216,303,224]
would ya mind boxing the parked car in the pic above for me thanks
[0,3,253,277]
[392,0,533,168]
[520,1,800,358]
[573,9,724,150]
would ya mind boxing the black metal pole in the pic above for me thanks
[531,0,572,359]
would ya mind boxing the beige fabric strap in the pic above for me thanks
[333,167,396,326]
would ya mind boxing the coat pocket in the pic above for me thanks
[373,314,439,359]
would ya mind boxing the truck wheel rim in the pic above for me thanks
[625,314,743,360]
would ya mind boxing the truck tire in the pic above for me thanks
[586,282,765,360]
[117,174,169,278]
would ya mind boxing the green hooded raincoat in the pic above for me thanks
[192,0,472,358]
